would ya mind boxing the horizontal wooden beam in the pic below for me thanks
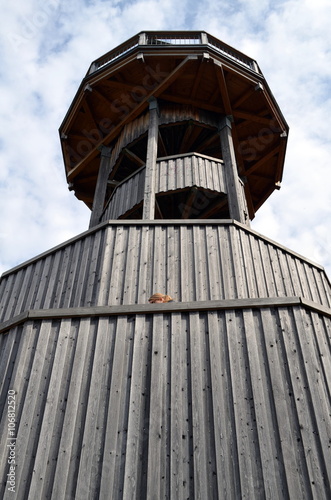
[1,297,330,335]
[232,110,273,126]
[244,145,280,176]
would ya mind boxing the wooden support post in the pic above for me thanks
[143,98,159,220]
[200,32,208,44]
[89,146,112,228]
[139,32,147,45]
[219,116,248,225]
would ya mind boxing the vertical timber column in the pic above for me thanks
[89,146,112,228]
[219,116,248,225]
[143,97,159,220]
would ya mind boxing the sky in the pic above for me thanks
[0,0,330,278]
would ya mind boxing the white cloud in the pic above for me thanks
[0,0,330,279]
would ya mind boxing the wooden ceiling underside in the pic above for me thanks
[60,46,288,217]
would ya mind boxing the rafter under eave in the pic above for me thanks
[67,55,198,182]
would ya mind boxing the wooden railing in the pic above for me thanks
[87,31,260,75]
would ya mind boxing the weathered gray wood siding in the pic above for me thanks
[106,167,146,220]
[155,153,226,194]
[102,153,226,221]
[0,304,330,499]
[1,221,330,324]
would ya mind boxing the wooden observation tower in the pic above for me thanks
[0,32,330,499]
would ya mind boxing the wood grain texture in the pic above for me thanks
[1,222,330,325]
[0,305,330,499]
[1,220,330,498]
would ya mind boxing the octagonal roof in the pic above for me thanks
[59,31,289,218]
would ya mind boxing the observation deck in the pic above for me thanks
[87,31,261,75]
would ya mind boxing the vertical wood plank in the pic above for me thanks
[32,254,54,311]
[170,313,191,499]
[193,225,209,301]
[51,245,73,308]
[58,240,82,308]
[99,316,133,499]
[108,226,127,305]
[71,236,94,307]
[42,250,63,309]
[146,314,169,499]
[303,263,321,304]
[151,225,167,294]
[189,312,212,500]
[96,226,116,306]
[75,317,115,499]
[10,320,55,499]
[166,225,180,301]
[208,311,242,499]
[243,309,286,498]
[20,260,44,313]
[28,319,76,499]
[291,308,331,496]
[9,268,32,321]
[205,226,223,300]
[226,309,263,498]
[122,315,150,499]
[179,225,194,302]
[0,325,30,494]
[122,227,141,305]
[257,239,276,297]
[250,234,269,297]
[229,225,246,299]
[82,227,105,306]
[218,225,236,299]
[260,307,309,498]
[320,274,331,308]
[51,318,96,500]
[136,225,151,303]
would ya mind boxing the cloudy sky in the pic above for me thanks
[1,0,330,278]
